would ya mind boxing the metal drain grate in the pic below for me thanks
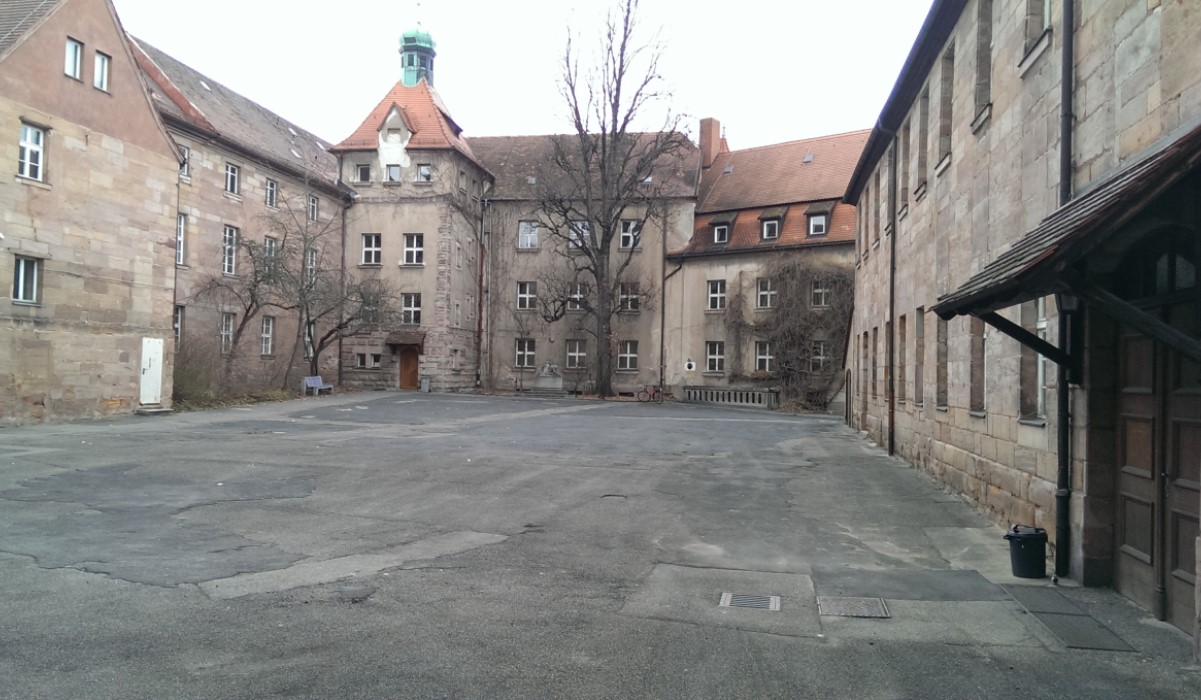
[817,596,890,618]
[719,592,781,611]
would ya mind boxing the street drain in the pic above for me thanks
[817,596,890,618]
[719,593,781,611]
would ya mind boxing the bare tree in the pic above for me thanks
[535,0,691,397]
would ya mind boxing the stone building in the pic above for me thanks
[132,39,351,396]
[664,119,865,405]
[330,30,490,393]
[0,0,179,424]
[846,0,1201,650]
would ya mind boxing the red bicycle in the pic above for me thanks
[636,384,664,403]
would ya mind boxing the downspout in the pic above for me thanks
[1055,0,1075,580]
[657,208,669,393]
[476,197,490,389]
[336,154,347,388]
[886,129,899,456]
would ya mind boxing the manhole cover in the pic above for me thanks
[817,596,890,618]
[719,593,781,611]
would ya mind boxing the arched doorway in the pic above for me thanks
[398,346,420,389]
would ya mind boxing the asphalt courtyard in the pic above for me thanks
[0,392,1198,699]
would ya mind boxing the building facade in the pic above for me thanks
[847,0,1201,651]
[0,0,179,424]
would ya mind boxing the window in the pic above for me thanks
[220,312,235,353]
[386,164,401,182]
[12,255,40,303]
[452,348,462,370]
[568,283,586,311]
[810,340,829,372]
[757,278,776,309]
[305,247,317,283]
[1020,297,1050,419]
[18,123,45,181]
[861,333,870,409]
[260,316,275,356]
[65,38,83,79]
[899,121,911,204]
[458,170,466,192]
[917,87,930,190]
[307,195,319,222]
[455,301,462,328]
[355,353,382,369]
[401,293,422,324]
[566,339,586,369]
[970,316,985,412]
[518,220,539,249]
[173,305,184,345]
[222,225,238,275]
[93,51,110,91]
[386,128,403,143]
[808,214,828,236]
[761,219,780,240]
[871,327,878,398]
[936,318,949,407]
[515,338,536,368]
[872,170,881,243]
[224,163,240,195]
[938,46,954,162]
[706,341,725,373]
[618,340,638,370]
[416,164,432,182]
[898,315,907,401]
[810,280,830,308]
[755,341,775,373]
[914,308,925,404]
[263,236,278,265]
[456,242,463,269]
[619,282,640,312]
[403,234,424,265]
[355,163,371,182]
[1025,0,1051,52]
[517,281,537,310]
[362,233,381,265]
[975,0,993,115]
[707,279,726,310]
[620,220,641,249]
[713,225,729,244]
[568,221,591,250]
[304,321,315,359]
[175,213,186,265]
[178,144,190,178]
[265,179,278,207]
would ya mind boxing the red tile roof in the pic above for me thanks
[698,130,870,213]
[332,79,483,169]
[674,202,857,258]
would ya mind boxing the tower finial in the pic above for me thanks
[399,23,436,87]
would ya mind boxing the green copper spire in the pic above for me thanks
[400,28,436,87]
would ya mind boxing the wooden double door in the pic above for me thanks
[1115,297,1200,634]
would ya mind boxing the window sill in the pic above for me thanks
[754,306,773,312]
[1019,29,1053,78]
[913,181,928,201]
[398,263,425,268]
[179,175,191,185]
[913,401,924,409]
[872,239,880,250]
[807,232,828,238]
[898,204,909,222]
[618,247,643,253]
[969,410,987,419]
[176,263,189,270]
[383,181,403,187]
[615,369,640,374]
[516,248,540,253]
[703,371,725,377]
[971,104,992,134]
[223,192,243,202]
[884,222,894,236]
[11,299,41,307]
[935,405,948,413]
[513,366,536,372]
[415,181,434,187]
[618,310,641,315]
[705,308,726,314]
[934,154,952,177]
[359,263,382,269]
[1019,417,1047,428]
[15,175,50,190]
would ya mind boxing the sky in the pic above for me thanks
[112,0,934,151]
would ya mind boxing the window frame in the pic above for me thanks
[706,340,725,373]
[401,293,422,325]
[515,338,536,368]
[386,164,402,182]
[518,220,539,249]
[568,221,591,251]
[221,225,238,275]
[18,123,45,181]
[64,38,83,79]
[810,280,831,308]
[403,233,424,265]
[224,162,240,195]
[619,219,642,249]
[178,144,190,179]
[175,213,186,265]
[307,195,319,222]
[707,279,727,310]
[810,340,829,372]
[355,163,371,183]
[264,178,278,208]
[173,305,184,345]
[565,339,586,369]
[713,225,729,244]
[619,282,640,312]
[220,312,235,354]
[516,281,537,310]
[755,340,775,373]
[617,340,639,371]
[808,214,828,236]
[761,219,780,240]
[567,283,586,311]
[12,255,41,304]
[756,278,776,309]
[260,315,275,356]
[362,233,382,265]
[93,51,110,92]
[416,164,433,182]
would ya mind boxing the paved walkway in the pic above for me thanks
[0,393,1197,699]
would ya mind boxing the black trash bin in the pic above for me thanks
[1004,525,1047,578]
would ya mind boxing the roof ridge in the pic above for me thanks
[719,129,872,156]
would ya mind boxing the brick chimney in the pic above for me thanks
[699,117,721,169]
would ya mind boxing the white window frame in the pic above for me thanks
[808,214,828,236]
[755,341,775,373]
[307,195,319,222]
[401,293,422,325]
[178,144,190,178]
[176,213,186,265]
[810,340,829,372]
[518,220,539,249]
[260,316,275,356]
[617,340,639,371]
[173,305,184,344]
[362,233,381,265]
[222,225,238,275]
[706,341,725,373]
[265,179,278,208]
[403,233,424,265]
[93,51,110,91]
[18,123,45,181]
[355,163,371,182]
[1036,296,1048,418]
[305,247,318,283]
[568,283,585,311]
[517,281,537,310]
[12,255,40,304]
[810,280,831,308]
[224,162,240,195]
[566,339,586,369]
[416,164,433,182]
[761,219,780,240]
[707,279,726,310]
[386,164,401,182]
[757,278,776,309]
[263,236,278,263]
[713,225,729,244]
[619,282,640,312]
[220,312,235,353]
[568,221,591,250]
[515,338,536,368]
[65,38,83,79]
[620,220,642,249]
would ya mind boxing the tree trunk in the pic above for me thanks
[593,262,614,396]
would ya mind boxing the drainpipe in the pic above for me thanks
[886,128,899,456]
[1055,0,1075,580]
[336,154,347,387]
[657,208,669,393]
[476,197,491,389]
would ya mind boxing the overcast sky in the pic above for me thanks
[113,0,933,151]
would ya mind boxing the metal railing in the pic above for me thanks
[682,386,779,410]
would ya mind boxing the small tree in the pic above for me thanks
[535,0,691,397]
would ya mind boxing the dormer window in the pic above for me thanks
[713,225,729,244]
[386,129,403,143]
[809,214,828,236]
[709,212,735,244]
[761,220,779,240]
[805,201,835,237]
[758,207,786,240]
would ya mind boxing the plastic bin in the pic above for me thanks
[1003,525,1047,578]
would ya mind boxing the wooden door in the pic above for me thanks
[399,347,419,390]
[1164,301,1200,632]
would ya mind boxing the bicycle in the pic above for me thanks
[636,384,664,403]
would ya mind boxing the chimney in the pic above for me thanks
[699,117,721,169]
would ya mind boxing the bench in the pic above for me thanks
[303,375,334,396]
